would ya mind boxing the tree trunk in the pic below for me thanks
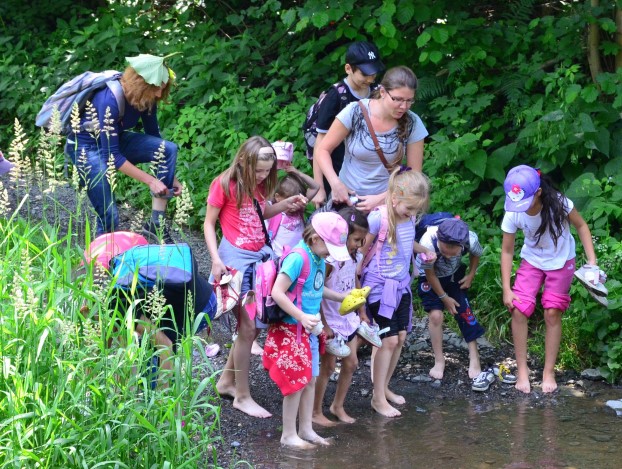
[587,0,602,84]
[616,7,622,70]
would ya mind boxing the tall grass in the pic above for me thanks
[0,119,223,467]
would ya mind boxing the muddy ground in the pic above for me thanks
[4,179,618,468]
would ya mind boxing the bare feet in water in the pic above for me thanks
[542,371,558,393]
[329,404,356,424]
[385,388,405,405]
[429,360,445,380]
[515,368,531,394]
[312,412,338,427]
[299,430,332,446]
[371,396,401,418]
[233,396,272,418]
[281,435,316,450]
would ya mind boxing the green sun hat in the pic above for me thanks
[125,53,179,86]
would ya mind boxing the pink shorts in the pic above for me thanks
[512,258,575,317]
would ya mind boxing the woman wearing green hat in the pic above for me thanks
[65,54,181,241]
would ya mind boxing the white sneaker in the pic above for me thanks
[325,336,351,358]
[356,322,382,348]
[574,265,608,297]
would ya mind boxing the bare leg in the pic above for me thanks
[371,335,401,417]
[384,331,406,405]
[313,353,338,427]
[281,390,315,449]
[511,308,531,393]
[299,378,331,445]
[330,337,359,423]
[542,308,562,393]
[467,340,482,379]
[370,346,377,383]
[428,309,445,379]
[222,304,271,418]
[216,305,239,399]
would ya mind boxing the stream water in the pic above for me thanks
[250,386,622,468]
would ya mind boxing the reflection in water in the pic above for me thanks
[251,389,622,468]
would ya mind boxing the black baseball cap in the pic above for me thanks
[345,41,385,76]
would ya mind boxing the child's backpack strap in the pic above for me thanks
[279,246,311,342]
[267,212,284,241]
[361,206,389,272]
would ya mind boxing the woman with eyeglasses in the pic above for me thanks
[315,66,428,213]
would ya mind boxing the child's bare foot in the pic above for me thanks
[371,397,401,418]
[312,412,338,427]
[385,388,405,405]
[542,371,558,393]
[329,404,356,423]
[515,368,531,394]
[299,430,332,446]
[216,382,236,399]
[233,396,272,418]
[468,364,482,380]
[429,360,445,380]
[251,340,264,356]
[281,435,316,449]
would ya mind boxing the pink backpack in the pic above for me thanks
[255,246,311,324]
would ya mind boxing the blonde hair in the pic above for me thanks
[385,168,429,247]
[120,66,172,112]
[220,136,278,209]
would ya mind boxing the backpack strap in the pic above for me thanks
[361,206,389,272]
[267,211,284,241]
[107,79,125,122]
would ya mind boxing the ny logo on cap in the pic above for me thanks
[368,51,376,60]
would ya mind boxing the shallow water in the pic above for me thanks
[250,387,622,469]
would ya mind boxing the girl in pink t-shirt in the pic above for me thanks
[204,136,307,418]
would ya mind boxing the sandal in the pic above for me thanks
[213,268,243,319]
[472,369,495,392]
[493,365,517,384]
[574,265,608,297]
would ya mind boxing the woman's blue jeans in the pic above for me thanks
[65,132,177,235]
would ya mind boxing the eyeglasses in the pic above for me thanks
[385,90,415,106]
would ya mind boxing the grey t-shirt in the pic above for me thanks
[336,99,428,196]
[418,226,483,278]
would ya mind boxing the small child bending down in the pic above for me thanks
[263,212,351,449]
[361,168,432,418]
[313,207,370,425]
[501,165,602,394]
[417,218,488,387]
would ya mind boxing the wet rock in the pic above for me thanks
[360,389,370,397]
[476,337,493,349]
[231,441,241,448]
[605,399,622,416]
[411,374,432,383]
[415,407,427,413]
[408,339,428,352]
[581,368,603,380]
[431,379,441,388]
[590,434,612,442]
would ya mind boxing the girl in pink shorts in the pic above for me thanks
[500,165,599,394]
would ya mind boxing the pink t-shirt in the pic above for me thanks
[207,177,267,252]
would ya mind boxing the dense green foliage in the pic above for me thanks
[1,0,622,464]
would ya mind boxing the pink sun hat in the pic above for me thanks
[0,151,14,175]
[84,231,149,269]
[311,212,350,262]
